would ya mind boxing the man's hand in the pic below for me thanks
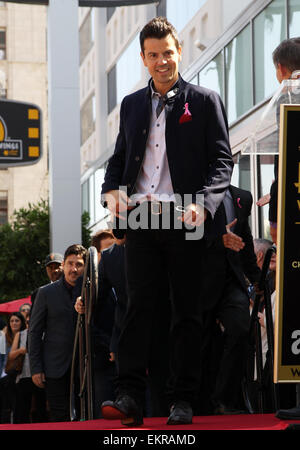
[75,296,85,314]
[222,218,245,252]
[256,193,270,207]
[32,372,45,389]
[104,190,132,219]
[179,203,207,227]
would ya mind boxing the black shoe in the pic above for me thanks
[214,403,246,415]
[167,401,193,425]
[276,406,300,420]
[101,395,143,427]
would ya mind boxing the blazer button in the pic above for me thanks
[135,156,140,161]
[142,129,147,135]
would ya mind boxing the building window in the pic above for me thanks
[0,29,6,60]
[107,7,116,23]
[200,51,224,100]
[80,94,96,145]
[0,69,6,98]
[254,0,286,105]
[157,0,166,17]
[289,0,300,38]
[231,153,251,193]
[82,180,89,217]
[0,191,8,225]
[116,34,141,105]
[79,10,94,65]
[257,154,275,239]
[107,34,141,114]
[107,65,117,114]
[189,74,199,85]
[166,0,207,33]
[225,24,252,124]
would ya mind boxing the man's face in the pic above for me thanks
[46,262,63,282]
[141,34,182,95]
[62,254,85,286]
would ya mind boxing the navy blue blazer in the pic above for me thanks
[28,277,78,378]
[101,75,233,229]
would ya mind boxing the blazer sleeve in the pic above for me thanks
[196,91,234,218]
[28,287,47,375]
[101,99,126,195]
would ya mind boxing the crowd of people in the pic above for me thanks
[0,17,299,425]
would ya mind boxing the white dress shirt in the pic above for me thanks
[132,84,175,203]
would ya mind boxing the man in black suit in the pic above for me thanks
[28,244,87,422]
[101,17,233,426]
[201,185,261,414]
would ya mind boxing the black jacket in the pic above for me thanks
[102,75,233,232]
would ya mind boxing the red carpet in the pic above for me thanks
[0,414,299,430]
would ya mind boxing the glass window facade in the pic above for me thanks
[289,0,300,38]
[107,34,142,114]
[200,51,224,99]
[80,94,96,145]
[190,0,297,125]
[79,10,95,65]
[107,65,117,114]
[116,34,141,105]
[225,25,252,124]
[166,0,207,33]
[0,29,6,60]
[254,0,286,104]
[257,155,275,239]
[81,164,108,227]
[231,154,251,193]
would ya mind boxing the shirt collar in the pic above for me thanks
[149,78,180,100]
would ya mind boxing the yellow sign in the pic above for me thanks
[0,99,42,167]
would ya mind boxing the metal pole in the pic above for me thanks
[48,0,81,253]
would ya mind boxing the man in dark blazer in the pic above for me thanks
[101,17,233,426]
[28,244,87,422]
[200,185,261,414]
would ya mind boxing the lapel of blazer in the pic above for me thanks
[164,74,187,124]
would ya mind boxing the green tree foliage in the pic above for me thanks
[0,200,91,302]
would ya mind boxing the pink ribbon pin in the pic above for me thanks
[237,197,242,208]
[179,103,192,124]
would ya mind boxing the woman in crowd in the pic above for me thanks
[0,312,26,423]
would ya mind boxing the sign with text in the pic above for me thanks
[0,99,42,167]
[274,104,300,382]
[3,1,157,6]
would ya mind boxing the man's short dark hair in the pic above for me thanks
[140,17,180,54]
[64,244,87,263]
[272,37,300,72]
[91,230,114,253]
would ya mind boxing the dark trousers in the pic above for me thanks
[14,378,34,424]
[211,270,250,408]
[117,227,205,407]
[45,370,71,422]
[93,363,117,419]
